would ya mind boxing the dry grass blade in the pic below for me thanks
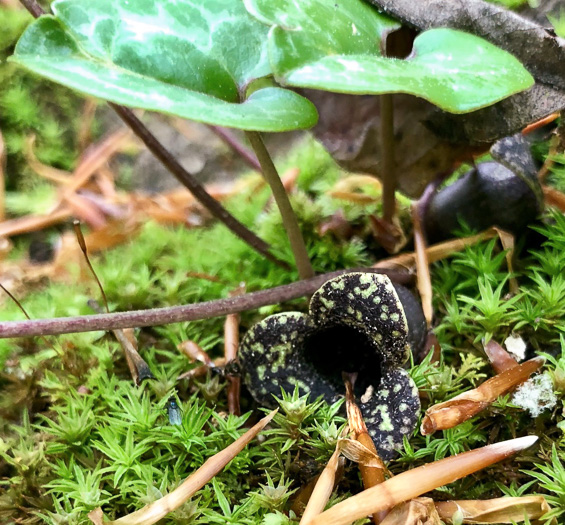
[225,285,245,415]
[493,228,517,294]
[300,446,342,524]
[24,135,72,185]
[329,174,382,204]
[435,496,552,524]
[89,299,153,385]
[225,311,241,415]
[89,409,277,525]
[421,357,544,435]
[337,438,386,469]
[411,202,432,326]
[177,358,226,381]
[543,185,565,213]
[56,128,133,208]
[380,498,441,525]
[374,229,498,269]
[483,339,518,374]
[177,340,214,366]
[344,374,387,523]
[78,99,98,151]
[305,436,538,525]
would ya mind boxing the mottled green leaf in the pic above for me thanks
[11,0,317,131]
[246,0,534,113]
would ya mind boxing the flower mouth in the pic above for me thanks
[302,324,382,397]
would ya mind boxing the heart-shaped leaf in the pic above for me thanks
[11,0,318,131]
[245,0,534,113]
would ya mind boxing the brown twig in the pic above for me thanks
[0,268,412,339]
[19,0,43,17]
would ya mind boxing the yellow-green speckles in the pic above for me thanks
[287,376,311,392]
[390,313,400,322]
[381,305,389,313]
[354,283,378,299]
[359,273,374,285]
[380,312,388,321]
[356,310,363,321]
[319,296,335,309]
[331,279,346,290]
[373,295,381,304]
[393,383,402,393]
[347,306,355,315]
[399,402,408,412]
[378,408,394,432]
[270,347,288,373]
[380,389,389,398]
[257,365,267,381]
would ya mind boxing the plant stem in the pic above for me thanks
[112,106,288,269]
[380,93,396,223]
[0,268,412,338]
[245,131,314,280]
[17,0,288,271]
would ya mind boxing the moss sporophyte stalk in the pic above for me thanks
[240,272,424,460]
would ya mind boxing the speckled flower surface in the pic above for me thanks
[240,272,421,460]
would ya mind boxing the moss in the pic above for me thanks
[0,8,92,192]
[0,131,565,522]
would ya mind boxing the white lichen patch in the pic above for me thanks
[505,334,527,361]
[512,373,557,417]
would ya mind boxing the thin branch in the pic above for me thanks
[246,131,314,280]
[0,268,412,339]
[19,0,43,17]
[17,0,288,270]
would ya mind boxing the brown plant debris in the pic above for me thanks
[304,436,538,525]
[421,357,544,435]
[434,496,552,524]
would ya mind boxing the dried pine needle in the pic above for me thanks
[304,436,538,525]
